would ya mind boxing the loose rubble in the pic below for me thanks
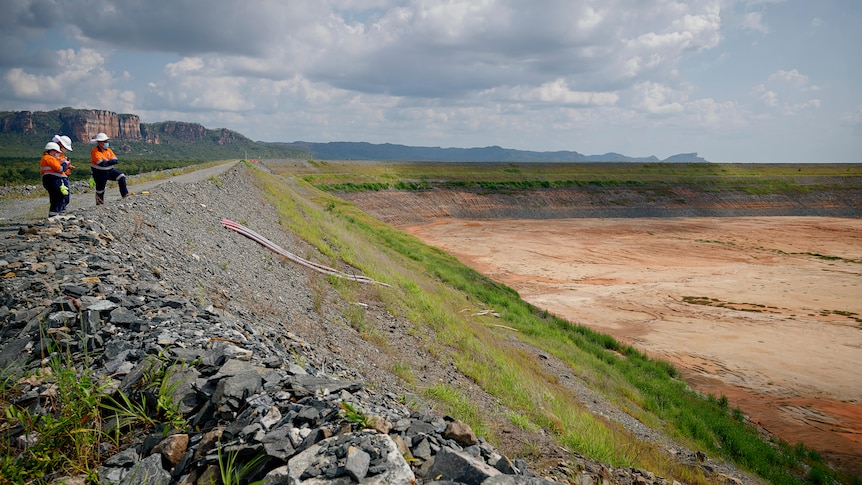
[0,215,557,484]
[0,164,760,485]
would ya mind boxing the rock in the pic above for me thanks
[345,445,371,481]
[288,432,414,485]
[482,477,562,485]
[443,420,478,446]
[153,433,189,468]
[427,448,502,485]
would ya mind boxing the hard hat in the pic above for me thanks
[52,134,73,151]
[45,142,61,152]
[90,132,110,143]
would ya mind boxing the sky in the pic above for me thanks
[1,0,860,163]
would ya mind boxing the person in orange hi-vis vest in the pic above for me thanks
[52,134,75,211]
[40,141,68,219]
[89,132,128,204]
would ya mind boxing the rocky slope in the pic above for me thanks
[335,183,862,227]
[0,163,761,484]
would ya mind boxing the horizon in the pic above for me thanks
[4,106,862,164]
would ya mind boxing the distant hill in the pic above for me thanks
[283,141,708,163]
[0,108,308,161]
[0,108,707,163]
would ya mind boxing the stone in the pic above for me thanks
[262,426,297,460]
[345,445,371,481]
[153,433,189,468]
[443,420,478,446]
[482,476,562,485]
[287,433,414,485]
[427,448,501,485]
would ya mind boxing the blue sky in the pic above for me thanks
[1,0,859,162]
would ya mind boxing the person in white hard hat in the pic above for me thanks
[52,134,75,211]
[89,132,128,204]
[40,141,68,218]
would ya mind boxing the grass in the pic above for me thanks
[423,383,490,439]
[248,161,856,484]
[1,355,109,483]
[289,160,862,197]
[1,346,189,483]
[217,443,266,485]
[0,159,231,198]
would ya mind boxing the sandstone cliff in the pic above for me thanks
[0,111,36,134]
[58,109,142,142]
[149,120,207,143]
[0,108,227,146]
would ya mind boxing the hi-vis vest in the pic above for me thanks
[91,146,117,171]
[40,153,65,178]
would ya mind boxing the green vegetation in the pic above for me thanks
[287,160,862,197]
[339,401,371,428]
[251,162,855,484]
[1,346,188,483]
[1,355,108,483]
[0,156,211,185]
[216,443,266,485]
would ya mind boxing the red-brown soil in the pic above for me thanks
[403,217,862,475]
[340,188,862,476]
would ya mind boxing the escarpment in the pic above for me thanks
[0,108,238,146]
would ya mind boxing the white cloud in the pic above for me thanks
[768,69,809,88]
[685,97,747,129]
[515,79,618,106]
[633,82,685,114]
[742,12,769,34]
[164,58,206,77]
[751,69,821,115]
[2,47,133,109]
[5,68,58,99]
[752,86,779,107]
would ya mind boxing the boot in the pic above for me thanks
[95,193,104,205]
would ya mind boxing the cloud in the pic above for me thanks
[742,12,769,34]
[768,69,810,89]
[752,69,821,115]
[685,97,747,129]
[0,0,857,162]
[513,79,619,106]
[633,82,685,114]
[1,47,135,110]
[2,1,730,106]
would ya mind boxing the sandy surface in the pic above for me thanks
[403,216,862,475]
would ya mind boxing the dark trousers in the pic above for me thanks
[42,176,64,217]
[62,178,70,211]
[92,167,128,198]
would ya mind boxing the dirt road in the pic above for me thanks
[0,161,237,225]
[402,216,862,475]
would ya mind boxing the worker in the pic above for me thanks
[40,142,68,219]
[52,134,75,211]
[89,132,128,204]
